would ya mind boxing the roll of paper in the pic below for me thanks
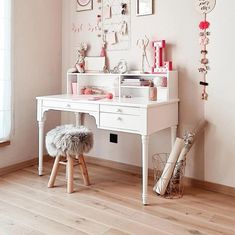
[172,120,207,179]
[153,138,184,195]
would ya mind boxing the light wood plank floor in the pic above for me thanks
[0,161,234,235]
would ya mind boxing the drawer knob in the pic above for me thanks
[116,109,122,113]
[117,117,122,121]
[66,104,71,108]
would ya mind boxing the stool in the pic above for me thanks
[45,125,93,193]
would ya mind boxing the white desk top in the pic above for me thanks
[36,94,179,108]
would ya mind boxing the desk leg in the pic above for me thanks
[38,120,45,176]
[171,125,177,148]
[141,135,149,205]
[75,113,83,126]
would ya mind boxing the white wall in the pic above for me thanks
[205,1,235,187]
[0,0,62,168]
[62,0,205,179]
[1,0,233,188]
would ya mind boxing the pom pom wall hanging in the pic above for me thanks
[195,0,216,100]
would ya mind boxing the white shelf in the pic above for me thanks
[120,85,150,89]
[66,71,178,102]
[67,72,176,77]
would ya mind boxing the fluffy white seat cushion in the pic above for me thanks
[45,125,93,157]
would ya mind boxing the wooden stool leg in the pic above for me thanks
[67,156,74,193]
[79,155,90,186]
[48,156,60,188]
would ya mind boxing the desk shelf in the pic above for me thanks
[67,71,178,102]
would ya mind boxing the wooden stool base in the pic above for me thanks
[47,154,90,193]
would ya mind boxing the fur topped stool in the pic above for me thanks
[45,124,93,193]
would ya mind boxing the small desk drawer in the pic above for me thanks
[100,105,140,116]
[100,113,140,131]
[43,100,99,112]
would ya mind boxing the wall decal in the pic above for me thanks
[77,0,93,12]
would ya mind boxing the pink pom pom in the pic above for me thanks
[105,93,113,99]
[199,21,210,30]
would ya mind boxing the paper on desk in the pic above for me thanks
[71,95,106,101]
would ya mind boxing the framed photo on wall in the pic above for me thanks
[136,0,153,16]
[77,0,93,12]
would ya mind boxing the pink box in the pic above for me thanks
[72,82,77,95]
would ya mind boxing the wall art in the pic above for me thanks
[77,0,93,12]
[136,0,153,16]
[195,0,216,100]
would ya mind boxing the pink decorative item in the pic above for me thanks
[198,17,211,100]
[195,0,216,100]
[80,88,86,94]
[75,42,88,73]
[100,46,106,57]
[162,77,167,87]
[105,93,113,99]
[149,81,157,101]
[199,36,209,45]
[152,40,173,74]
[84,88,93,95]
[199,21,210,30]
[72,83,77,95]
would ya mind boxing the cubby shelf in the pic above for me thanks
[66,71,178,102]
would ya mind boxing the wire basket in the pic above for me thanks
[152,153,186,199]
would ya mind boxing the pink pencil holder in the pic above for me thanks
[72,82,77,95]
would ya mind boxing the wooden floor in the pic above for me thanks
[0,161,234,235]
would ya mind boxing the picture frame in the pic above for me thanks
[76,0,93,12]
[136,0,153,16]
[84,57,105,72]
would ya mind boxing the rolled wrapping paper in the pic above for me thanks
[171,147,189,181]
[172,120,207,179]
[153,138,184,195]
[172,133,195,180]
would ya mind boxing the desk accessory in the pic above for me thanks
[137,35,151,73]
[152,40,173,74]
[149,81,157,101]
[113,60,128,74]
[75,42,88,73]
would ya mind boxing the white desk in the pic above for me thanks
[37,94,179,205]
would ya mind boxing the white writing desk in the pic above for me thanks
[37,94,179,205]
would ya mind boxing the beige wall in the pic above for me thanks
[0,0,62,168]
[62,0,205,179]
[205,1,235,187]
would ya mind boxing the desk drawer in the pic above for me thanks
[43,100,99,112]
[100,105,140,116]
[100,113,140,131]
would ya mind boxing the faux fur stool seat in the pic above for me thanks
[46,124,93,193]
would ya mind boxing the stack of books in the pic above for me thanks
[122,78,140,86]
[121,78,150,86]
